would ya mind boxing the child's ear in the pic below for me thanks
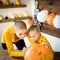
[14,30,16,33]
[14,30,17,33]
[37,31,40,34]
[14,28,17,33]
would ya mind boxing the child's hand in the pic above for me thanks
[41,43,50,48]
[22,47,28,54]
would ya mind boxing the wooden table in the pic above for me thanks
[0,50,60,60]
[0,50,24,60]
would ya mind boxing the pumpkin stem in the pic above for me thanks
[38,51,42,55]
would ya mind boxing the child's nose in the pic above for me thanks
[22,34,25,38]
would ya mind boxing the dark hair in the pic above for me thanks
[14,20,27,30]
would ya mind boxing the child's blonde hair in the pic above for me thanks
[28,25,40,33]
[14,20,27,30]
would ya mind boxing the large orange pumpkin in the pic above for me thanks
[47,12,56,25]
[24,44,54,60]
[28,19,35,26]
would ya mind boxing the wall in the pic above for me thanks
[41,32,60,52]
[0,0,35,17]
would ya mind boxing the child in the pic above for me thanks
[23,25,53,60]
[22,25,53,54]
[27,25,52,48]
[1,20,27,57]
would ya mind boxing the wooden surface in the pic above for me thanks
[41,22,60,38]
[54,52,60,60]
[38,0,60,13]
[0,16,32,23]
[0,4,26,9]
[0,50,60,60]
[0,50,24,60]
